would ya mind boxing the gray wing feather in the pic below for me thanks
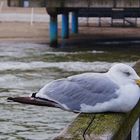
[37,73,119,111]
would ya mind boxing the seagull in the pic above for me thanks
[8,63,140,113]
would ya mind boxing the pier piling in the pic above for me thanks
[71,11,78,34]
[62,12,69,39]
[8,0,140,47]
[50,14,58,47]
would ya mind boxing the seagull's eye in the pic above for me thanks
[124,71,131,76]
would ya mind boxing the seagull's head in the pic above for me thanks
[107,63,140,86]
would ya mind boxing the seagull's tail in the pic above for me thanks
[7,96,59,108]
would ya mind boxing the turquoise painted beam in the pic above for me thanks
[62,13,69,39]
[71,12,78,34]
[50,14,58,47]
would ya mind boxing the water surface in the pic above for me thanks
[0,42,140,140]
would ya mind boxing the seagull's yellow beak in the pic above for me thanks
[136,79,140,86]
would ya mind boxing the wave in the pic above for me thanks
[0,61,135,72]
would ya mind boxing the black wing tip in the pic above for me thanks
[7,96,19,103]
[6,96,57,107]
[7,96,31,102]
[7,97,15,101]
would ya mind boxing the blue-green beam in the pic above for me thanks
[71,11,78,34]
[50,14,58,47]
[62,13,69,39]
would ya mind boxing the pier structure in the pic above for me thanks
[47,8,79,47]
[8,0,140,47]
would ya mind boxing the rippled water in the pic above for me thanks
[0,42,140,140]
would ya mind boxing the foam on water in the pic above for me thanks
[0,42,104,58]
[0,61,135,72]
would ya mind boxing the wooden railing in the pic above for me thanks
[7,0,140,8]
[54,101,140,140]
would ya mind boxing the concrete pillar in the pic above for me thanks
[71,11,78,34]
[50,14,58,47]
[62,13,69,39]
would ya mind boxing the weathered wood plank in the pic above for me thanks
[54,101,140,140]
[54,114,95,140]
[8,0,140,8]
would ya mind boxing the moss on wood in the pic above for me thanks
[87,113,125,135]
[54,114,95,140]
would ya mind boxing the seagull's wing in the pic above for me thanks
[36,73,119,112]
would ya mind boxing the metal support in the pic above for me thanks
[50,14,58,47]
[71,11,78,34]
[62,13,69,39]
